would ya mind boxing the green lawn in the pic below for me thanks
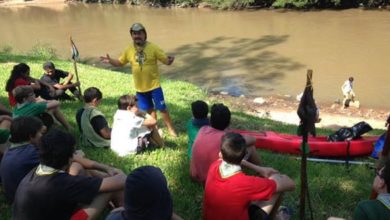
[0,52,384,220]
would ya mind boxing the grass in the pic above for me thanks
[0,51,385,220]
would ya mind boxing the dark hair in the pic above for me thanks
[220,132,246,165]
[349,77,354,82]
[83,87,102,103]
[191,100,208,119]
[382,159,390,192]
[118,94,137,110]
[124,166,172,219]
[40,129,75,169]
[9,116,44,143]
[13,86,34,104]
[43,61,55,70]
[210,103,231,130]
[5,63,30,92]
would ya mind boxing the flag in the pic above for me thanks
[70,37,79,60]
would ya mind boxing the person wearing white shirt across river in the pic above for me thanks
[111,94,163,156]
[341,77,355,108]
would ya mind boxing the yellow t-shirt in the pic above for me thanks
[119,42,169,92]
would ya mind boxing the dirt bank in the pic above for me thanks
[208,93,389,130]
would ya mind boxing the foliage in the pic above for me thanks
[27,43,57,60]
[0,50,385,220]
[0,44,13,54]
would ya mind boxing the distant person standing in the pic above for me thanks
[100,23,177,137]
[341,77,355,108]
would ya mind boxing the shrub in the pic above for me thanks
[28,43,57,60]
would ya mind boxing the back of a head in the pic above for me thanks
[124,166,172,220]
[9,116,44,143]
[83,87,102,103]
[118,94,137,110]
[191,100,209,119]
[13,86,34,104]
[210,103,231,130]
[221,132,246,165]
[383,159,390,193]
[40,129,75,170]
[349,77,354,82]
[43,61,55,70]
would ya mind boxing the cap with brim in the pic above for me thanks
[130,23,145,32]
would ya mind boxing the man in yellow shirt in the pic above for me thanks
[100,23,177,137]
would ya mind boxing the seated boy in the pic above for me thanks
[190,103,261,185]
[203,132,296,220]
[13,129,126,220]
[12,85,71,130]
[106,166,182,220]
[40,61,81,100]
[111,94,163,156]
[76,87,111,148]
[186,100,209,159]
[353,159,390,220]
[0,116,45,203]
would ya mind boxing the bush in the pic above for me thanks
[28,43,57,60]
[0,44,13,54]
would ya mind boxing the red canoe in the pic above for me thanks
[232,130,378,158]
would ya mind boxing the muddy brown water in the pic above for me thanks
[1,4,390,109]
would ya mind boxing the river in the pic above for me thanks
[1,3,389,109]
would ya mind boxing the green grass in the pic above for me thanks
[0,51,385,220]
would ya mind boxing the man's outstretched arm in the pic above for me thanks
[100,54,124,67]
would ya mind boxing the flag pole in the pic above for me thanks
[70,36,82,97]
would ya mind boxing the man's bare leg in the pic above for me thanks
[252,193,283,217]
[160,110,177,137]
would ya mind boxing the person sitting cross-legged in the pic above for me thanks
[12,129,126,220]
[106,166,182,220]
[203,132,296,220]
[190,103,261,185]
[353,159,390,220]
[40,61,81,101]
[111,94,163,156]
[76,87,111,148]
[12,85,71,130]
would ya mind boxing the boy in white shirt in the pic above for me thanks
[111,94,163,156]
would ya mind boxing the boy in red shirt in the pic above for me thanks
[203,132,295,220]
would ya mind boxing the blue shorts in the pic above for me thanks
[136,87,167,111]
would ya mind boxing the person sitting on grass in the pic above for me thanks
[203,132,296,220]
[353,159,390,220]
[186,100,209,159]
[76,87,111,148]
[0,115,12,156]
[5,63,54,107]
[106,166,183,220]
[12,129,126,220]
[190,103,261,185]
[0,116,46,203]
[12,85,71,131]
[40,61,81,101]
[0,101,12,116]
[111,94,163,156]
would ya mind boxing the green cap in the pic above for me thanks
[130,23,146,32]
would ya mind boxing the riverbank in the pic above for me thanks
[209,92,389,130]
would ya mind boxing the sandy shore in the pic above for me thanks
[209,93,389,130]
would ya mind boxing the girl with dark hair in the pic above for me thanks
[5,63,53,107]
